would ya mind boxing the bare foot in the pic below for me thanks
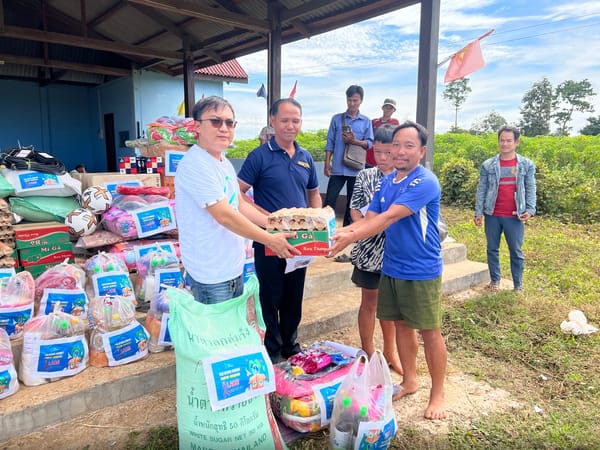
[392,382,418,401]
[424,396,446,420]
[383,353,404,376]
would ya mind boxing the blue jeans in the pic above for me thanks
[186,273,244,305]
[484,215,524,288]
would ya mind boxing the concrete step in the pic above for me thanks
[0,248,488,442]
[300,257,489,343]
[299,287,362,343]
[303,241,468,298]
[442,259,490,295]
[441,241,468,265]
[0,351,177,441]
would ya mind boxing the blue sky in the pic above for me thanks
[223,0,600,140]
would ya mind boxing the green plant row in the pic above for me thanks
[436,133,600,224]
[230,131,600,224]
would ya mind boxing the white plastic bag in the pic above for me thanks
[329,354,369,449]
[329,351,397,450]
[354,350,397,449]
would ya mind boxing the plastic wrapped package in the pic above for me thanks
[88,295,148,367]
[135,246,180,304]
[270,343,353,433]
[108,239,180,271]
[101,194,173,239]
[0,271,36,340]
[84,251,129,277]
[18,309,88,386]
[34,260,86,316]
[0,328,19,398]
[101,206,139,239]
[84,252,135,304]
[1,169,81,197]
[9,195,80,223]
[75,230,123,250]
[115,185,171,197]
[147,116,197,145]
[143,291,172,353]
[0,173,15,198]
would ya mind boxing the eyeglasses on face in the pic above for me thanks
[198,117,237,129]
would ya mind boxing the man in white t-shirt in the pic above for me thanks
[175,96,298,304]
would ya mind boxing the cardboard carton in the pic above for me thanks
[18,242,74,266]
[13,222,71,250]
[264,208,336,257]
[71,172,161,191]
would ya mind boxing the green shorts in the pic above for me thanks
[377,275,442,330]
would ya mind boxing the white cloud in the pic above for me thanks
[226,0,600,139]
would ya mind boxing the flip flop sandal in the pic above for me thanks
[334,253,351,263]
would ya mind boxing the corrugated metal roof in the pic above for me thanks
[195,59,248,80]
[1,0,416,82]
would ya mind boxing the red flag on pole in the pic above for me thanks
[444,40,484,83]
[443,30,494,83]
[289,80,297,98]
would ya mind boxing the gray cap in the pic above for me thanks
[382,98,397,109]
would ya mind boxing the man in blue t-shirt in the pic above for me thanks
[238,98,321,362]
[329,121,447,421]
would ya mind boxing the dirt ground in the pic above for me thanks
[1,286,521,450]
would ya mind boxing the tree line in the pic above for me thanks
[443,77,599,136]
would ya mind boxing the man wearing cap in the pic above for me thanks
[258,126,275,145]
[366,99,400,168]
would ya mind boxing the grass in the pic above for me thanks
[437,207,600,449]
[124,207,600,449]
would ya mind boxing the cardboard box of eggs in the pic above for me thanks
[265,207,336,256]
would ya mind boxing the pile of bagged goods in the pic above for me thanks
[0,118,397,448]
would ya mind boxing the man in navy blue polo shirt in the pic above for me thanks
[238,98,321,362]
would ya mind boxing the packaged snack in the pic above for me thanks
[270,342,352,433]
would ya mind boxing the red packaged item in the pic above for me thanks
[116,185,171,196]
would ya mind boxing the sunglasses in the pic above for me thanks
[198,117,237,129]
